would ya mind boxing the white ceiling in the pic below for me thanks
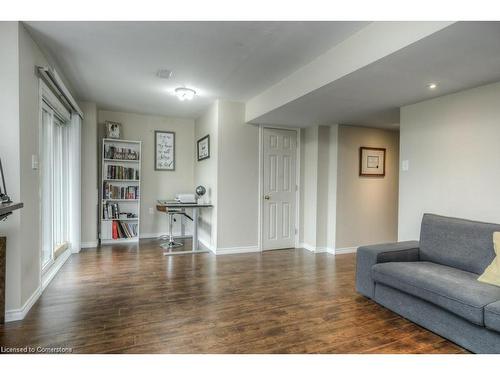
[24,21,369,118]
[251,22,500,129]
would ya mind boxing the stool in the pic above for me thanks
[160,209,183,249]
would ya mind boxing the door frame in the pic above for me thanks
[258,125,301,251]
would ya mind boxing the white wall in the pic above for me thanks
[336,125,399,249]
[300,126,319,248]
[194,100,260,253]
[18,22,49,303]
[299,124,339,252]
[194,102,219,250]
[0,22,76,315]
[399,81,500,240]
[316,125,331,249]
[326,124,339,250]
[0,21,22,311]
[97,110,195,239]
[80,102,98,247]
[217,101,259,250]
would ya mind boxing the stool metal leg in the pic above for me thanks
[161,212,183,251]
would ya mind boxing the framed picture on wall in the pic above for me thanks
[197,135,210,161]
[155,131,175,171]
[359,147,386,177]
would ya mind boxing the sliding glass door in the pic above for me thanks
[41,102,71,270]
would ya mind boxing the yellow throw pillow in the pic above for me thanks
[478,232,500,287]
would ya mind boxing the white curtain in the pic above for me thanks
[69,113,81,253]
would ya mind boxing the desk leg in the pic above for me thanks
[0,237,5,324]
[192,208,198,251]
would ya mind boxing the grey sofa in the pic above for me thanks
[356,213,500,353]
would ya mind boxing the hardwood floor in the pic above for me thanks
[0,240,468,354]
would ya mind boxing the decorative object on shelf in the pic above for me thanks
[105,121,122,139]
[155,131,175,171]
[195,185,206,203]
[359,147,386,177]
[0,157,12,204]
[197,135,210,161]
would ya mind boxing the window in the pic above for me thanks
[40,92,71,270]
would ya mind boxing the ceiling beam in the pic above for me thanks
[245,21,455,123]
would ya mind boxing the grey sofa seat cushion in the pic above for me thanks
[372,261,500,325]
[420,214,499,275]
[485,301,500,333]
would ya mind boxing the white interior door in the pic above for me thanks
[262,128,297,250]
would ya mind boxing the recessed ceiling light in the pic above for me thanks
[175,87,196,101]
[157,69,173,79]
[428,83,438,90]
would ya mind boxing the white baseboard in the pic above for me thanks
[300,243,328,253]
[335,246,358,255]
[199,238,216,254]
[5,286,42,322]
[215,245,260,255]
[41,249,72,291]
[300,243,357,255]
[81,241,98,249]
[5,249,72,322]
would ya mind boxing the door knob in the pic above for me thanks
[264,195,270,200]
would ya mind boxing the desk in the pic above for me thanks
[0,202,24,324]
[156,201,213,255]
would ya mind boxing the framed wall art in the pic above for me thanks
[155,131,175,171]
[105,121,121,139]
[197,135,210,161]
[359,147,386,177]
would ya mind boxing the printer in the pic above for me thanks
[175,193,197,204]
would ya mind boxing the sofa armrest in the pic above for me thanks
[355,241,419,298]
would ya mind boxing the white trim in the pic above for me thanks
[41,249,71,291]
[80,241,98,249]
[101,238,138,245]
[300,243,328,253]
[199,238,216,254]
[215,245,261,255]
[334,246,358,255]
[6,249,72,322]
[258,125,301,252]
[5,286,42,322]
[37,66,83,117]
[327,247,336,255]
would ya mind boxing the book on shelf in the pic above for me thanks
[111,220,138,239]
[102,202,138,220]
[104,145,140,161]
[106,165,139,180]
[103,182,140,200]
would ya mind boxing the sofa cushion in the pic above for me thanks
[485,300,500,333]
[420,214,499,275]
[372,261,500,325]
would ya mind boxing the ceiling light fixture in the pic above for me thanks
[175,87,196,101]
[428,82,438,90]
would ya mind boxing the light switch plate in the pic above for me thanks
[31,154,39,170]
[402,160,409,171]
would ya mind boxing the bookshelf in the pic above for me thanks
[100,138,141,245]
